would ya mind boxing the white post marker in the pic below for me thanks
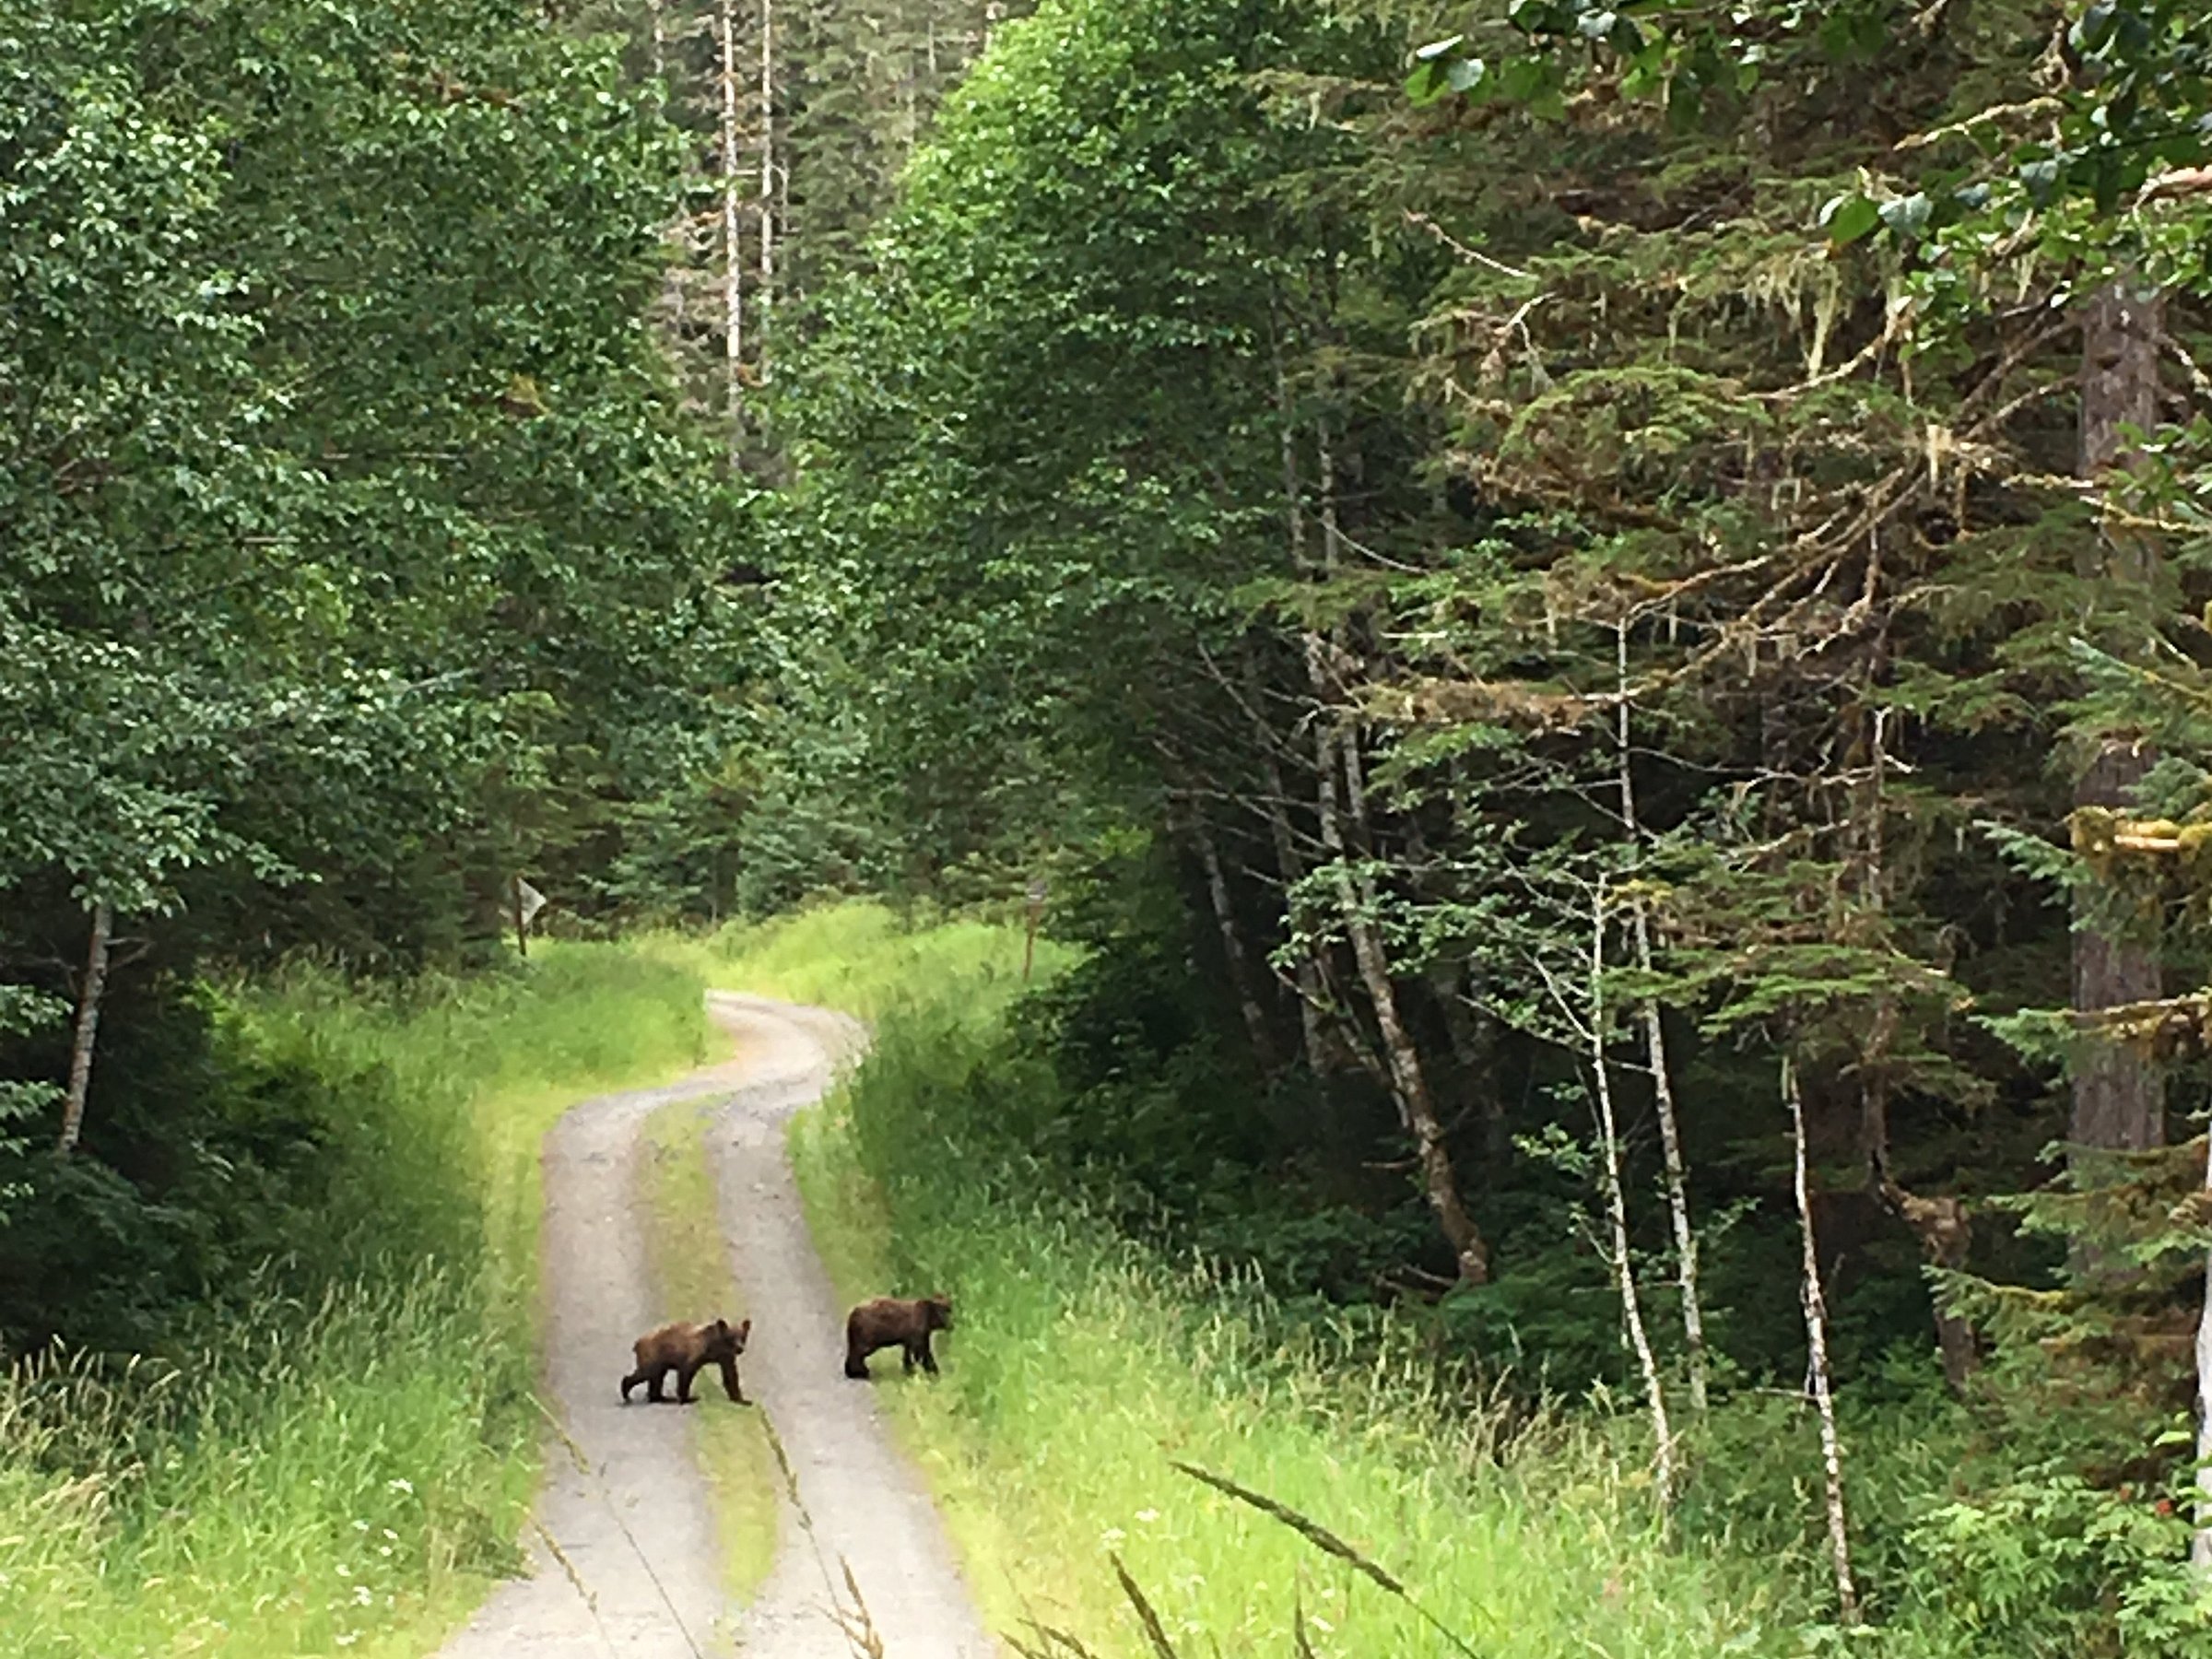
[1023,876,1048,983]
[513,876,547,959]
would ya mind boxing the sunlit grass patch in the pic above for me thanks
[636,898,1075,1025]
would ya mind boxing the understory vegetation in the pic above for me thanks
[0,947,703,1656]
[777,902,2207,1656]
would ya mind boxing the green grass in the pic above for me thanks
[640,1096,780,1607]
[638,898,1072,1022]
[762,902,1804,1659]
[0,943,710,1658]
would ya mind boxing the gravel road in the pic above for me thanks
[435,992,994,1659]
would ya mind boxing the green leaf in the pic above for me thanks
[1877,192,1933,236]
[1820,193,1882,245]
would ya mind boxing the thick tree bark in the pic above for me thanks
[1784,1054,1859,1623]
[2072,282,2166,1159]
[55,901,113,1156]
[1591,876,1675,1506]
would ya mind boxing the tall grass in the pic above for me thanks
[767,903,1806,1658]
[0,943,708,1658]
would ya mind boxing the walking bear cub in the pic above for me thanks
[621,1317,750,1405]
[843,1295,952,1380]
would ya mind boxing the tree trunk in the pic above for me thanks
[758,0,775,383]
[1862,994,1980,1391]
[1258,348,1344,1077]
[1329,725,1489,1285]
[1617,620,1709,1409]
[2072,281,2166,1160]
[649,0,665,82]
[1192,817,1278,1072]
[1784,1054,1859,1623]
[1429,958,1506,1165]
[2194,1126,2212,1571]
[1257,738,1336,1075]
[719,0,745,453]
[1304,413,1488,1285]
[1591,875,1675,1507]
[55,901,113,1156]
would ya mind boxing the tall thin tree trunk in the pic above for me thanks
[2194,1124,2212,1571]
[1616,619,1709,1409]
[1783,1053,1859,1623]
[1257,737,1334,1074]
[1591,875,1675,1507]
[1192,816,1278,1072]
[718,0,745,453]
[1329,726,1488,1285]
[649,0,666,82]
[55,901,113,1156]
[2072,282,2166,1161]
[1258,346,1339,1077]
[1304,414,1487,1284]
[758,0,775,383]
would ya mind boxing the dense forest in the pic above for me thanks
[10,1,2212,1654]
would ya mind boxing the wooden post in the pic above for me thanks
[512,875,529,961]
[1022,877,1047,983]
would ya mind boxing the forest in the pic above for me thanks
[7,0,2212,1655]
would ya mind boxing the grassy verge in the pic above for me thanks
[640,1095,780,1606]
[638,899,1063,1020]
[754,903,1799,1658]
[0,943,708,1658]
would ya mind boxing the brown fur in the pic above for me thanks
[843,1295,952,1380]
[621,1316,750,1405]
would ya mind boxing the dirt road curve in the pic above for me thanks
[438,992,994,1659]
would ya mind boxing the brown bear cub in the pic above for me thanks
[621,1317,750,1405]
[843,1295,953,1380]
